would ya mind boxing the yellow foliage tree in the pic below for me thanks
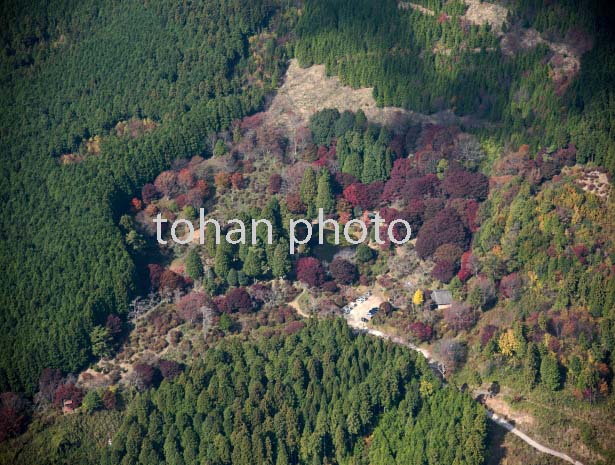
[412,289,424,308]
[498,329,520,357]
[419,379,434,397]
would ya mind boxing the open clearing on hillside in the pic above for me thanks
[463,0,508,33]
[265,59,472,134]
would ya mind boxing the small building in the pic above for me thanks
[62,399,75,414]
[431,290,452,310]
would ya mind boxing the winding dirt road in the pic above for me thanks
[355,324,586,465]
[487,410,584,465]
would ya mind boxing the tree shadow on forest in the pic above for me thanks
[484,420,509,465]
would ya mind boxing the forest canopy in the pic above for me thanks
[103,320,486,465]
[0,0,287,393]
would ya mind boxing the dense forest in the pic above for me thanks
[103,320,485,465]
[293,0,615,174]
[0,0,289,393]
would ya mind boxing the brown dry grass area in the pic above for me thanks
[562,165,611,200]
[265,59,464,134]
[460,0,591,94]
[77,368,111,389]
[58,153,86,165]
[483,388,536,429]
[463,0,509,33]
[501,26,592,94]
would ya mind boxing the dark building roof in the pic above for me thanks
[432,290,452,306]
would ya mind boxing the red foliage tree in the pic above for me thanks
[177,292,208,323]
[409,321,433,342]
[367,182,384,207]
[390,157,414,179]
[177,168,195,191]
[214,172,231,190]
[431,260,457,283]
[285,192,306,214]
[53,383,84,408]
[294,126,313,152]
[221,287,254,314]
[442,170,489,200]
[133,363,158,390]
[154,171,179,197]
[344,182,382,210]
[131,197,143,211]
[402,174,440,200]
[343,183,369,208]
[334,171,358,190]
[390,134,405,157]
[240,112,265,131]
[571,244,589,264]
[547,337,560,353]
[337,211,351,224]
[148,263,164,290]
[0,393,29,442]
[141,183,159,204]
[194,178,209,195]
[552,144,576,169]
[434,244,464,265]
[480,325,498,347]
[159,360,183,380]
[415,208,469,259]
[144,203,159,216]
[422,197,445,221]
[268,174,283,194]
[159,270,185,294]
[499,273,522,300]
[231,172,245,190]
[443,302,477,332]
[329,258,358,285]
[101,389,117,410]
[175,194,188,209]
[465,199,479,232]
[379,207,400,225]
[296,257,326,287]
[401,200,424,230]
[457,252,478,282]
[284,320,307,335]
[249,283,273,305]
[105,314,123,338]
[184,187,205,209]
[317,145,329,160]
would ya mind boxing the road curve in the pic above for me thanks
[361,327,585,465]
[487,411,584,465]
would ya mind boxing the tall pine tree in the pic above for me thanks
[316,169,335,214]
[271,242,292,278]
[185,248,204,281]
[300,167,318,217]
